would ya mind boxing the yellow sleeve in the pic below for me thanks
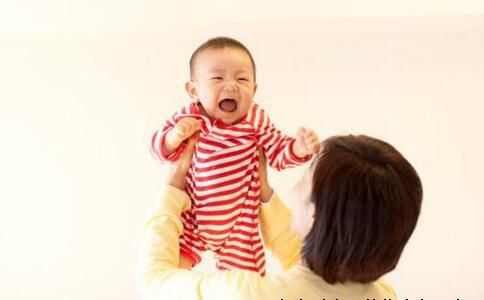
[259,192,302,270]
[377,279,398,300]
[137,185,265,300]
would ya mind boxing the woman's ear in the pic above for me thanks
[309,203,315,220]
[185,81,199,102]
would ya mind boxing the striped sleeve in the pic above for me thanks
[150,105,193,163]
[252,105,312,171]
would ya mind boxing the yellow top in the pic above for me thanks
[137,185,397,300]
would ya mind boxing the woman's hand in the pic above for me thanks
[165,133,198,190]
[258,147,274,203]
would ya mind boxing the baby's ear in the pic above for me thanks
[185,80,198,101]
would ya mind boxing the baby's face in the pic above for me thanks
[187,47,257,125]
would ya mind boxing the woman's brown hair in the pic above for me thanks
[302,135,423,284]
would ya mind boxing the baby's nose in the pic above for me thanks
[224,80,238,91]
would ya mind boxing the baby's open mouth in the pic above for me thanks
[218,99,237,112]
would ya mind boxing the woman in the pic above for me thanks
[137,134,422,299]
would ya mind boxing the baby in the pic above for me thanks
[151,37,320,276]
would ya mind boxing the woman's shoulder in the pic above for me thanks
[374,278,397,298]
[188,265,397,300]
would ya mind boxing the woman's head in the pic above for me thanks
[298,135,422,284]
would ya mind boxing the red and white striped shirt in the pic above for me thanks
[151,102,311,275]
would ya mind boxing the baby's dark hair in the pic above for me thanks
[189,36,257,81]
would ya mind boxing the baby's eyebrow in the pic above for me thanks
[207,68,225,73]
[206,68,250,73]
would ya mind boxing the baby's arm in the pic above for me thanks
[151,107,201,163]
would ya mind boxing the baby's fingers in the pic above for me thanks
[296,127,307,137]
[307,140,321,153]
[298,127,318,139]
[304,131,320,153]
[175,118,201,137]
[184,118,202,131]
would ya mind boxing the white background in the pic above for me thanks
[1,1,484,299]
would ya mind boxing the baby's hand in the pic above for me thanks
[292,127,320,158]
[163,117,202,156]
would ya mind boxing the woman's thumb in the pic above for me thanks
[185,133,199,154]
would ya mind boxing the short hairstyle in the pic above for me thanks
[189,36,257,81]
[302,135,423,284]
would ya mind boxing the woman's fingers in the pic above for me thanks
[185,133,198,156]
[257,146,273,203]
[165,133,198,189]
[178,133,198,169]
[257,146,267,178]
